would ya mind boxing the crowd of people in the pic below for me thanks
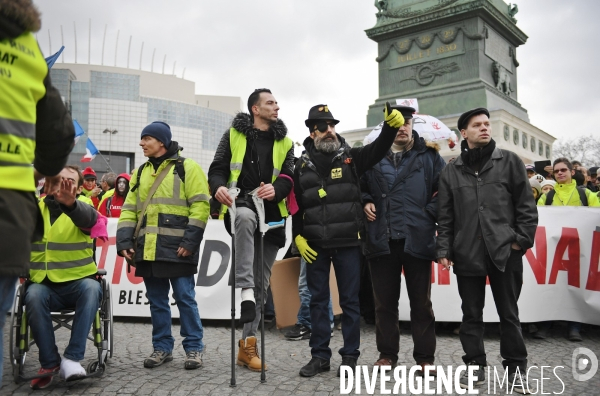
[0,2,597,392]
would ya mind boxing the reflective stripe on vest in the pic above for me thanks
[0,32,48,192]
[222,128,292,217]
[132,162,198,211]
[29,196,97,283]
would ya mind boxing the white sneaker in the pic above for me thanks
[60,358,86,381]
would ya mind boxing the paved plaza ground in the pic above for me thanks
[2,316,599,395]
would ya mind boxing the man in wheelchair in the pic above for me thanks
[25,166,103,389]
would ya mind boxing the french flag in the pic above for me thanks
[73,120,85,144]
[81,138,99,162]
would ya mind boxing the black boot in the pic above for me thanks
[239,300,256,324]
[337,356,357,377]
[299,357,330,377]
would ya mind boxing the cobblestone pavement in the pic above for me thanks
[2,317,599,395]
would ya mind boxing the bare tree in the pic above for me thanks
[552,134,600,166]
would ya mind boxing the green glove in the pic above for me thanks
[295,235,318,264]
[383,101,405,128]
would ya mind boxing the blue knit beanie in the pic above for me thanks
[141,121,172,148]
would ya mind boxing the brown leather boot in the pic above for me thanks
[237,336,267,372]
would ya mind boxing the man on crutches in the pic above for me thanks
[208,88,294,374]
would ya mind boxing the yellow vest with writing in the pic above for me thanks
[30,196,97,283]
[221,128,292,217]
[0,32,48,191]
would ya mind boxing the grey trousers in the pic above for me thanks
[234,207,279,338]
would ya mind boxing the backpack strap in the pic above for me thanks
[105,196,113,218]
[175,156,186,183]
[545,187,588,206]
[130,156,186,192]
[545,189,555,205]
[578,187,588,206]
[130,163,147,193]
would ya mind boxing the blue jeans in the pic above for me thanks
[306,246,361,360]
[297,258,334,330]
[25,278,102,368]
[0,276,17,385]
[143,275,204,353]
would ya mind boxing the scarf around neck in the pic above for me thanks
[460,138,496,167]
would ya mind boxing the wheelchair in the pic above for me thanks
[8,269,113,384]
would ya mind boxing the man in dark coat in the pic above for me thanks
[293,103,404,377]
[361,106,445,373]
[436,108,538,393]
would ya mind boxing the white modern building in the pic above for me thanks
[50,63,241,176]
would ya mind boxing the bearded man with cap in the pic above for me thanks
[117,121,210,370]
[293,103,404,377]
[360,106,445,374]
[436,108,538,393]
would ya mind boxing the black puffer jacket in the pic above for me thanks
[208,113,294,247]
[292,123,397,249]
[436,145,538,275]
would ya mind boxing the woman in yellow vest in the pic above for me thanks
[0,0,75,388]
[26,166,102,389]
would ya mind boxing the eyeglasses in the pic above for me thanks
[554,168,570,173]
[313,121,336,133]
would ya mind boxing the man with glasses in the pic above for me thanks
[293,103,404,377]
[208,88,294,372]
[436,108,538,393]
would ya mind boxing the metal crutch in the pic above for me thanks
[249,187,285,383]
[228,187,240,388]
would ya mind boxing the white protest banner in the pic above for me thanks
[97,219,291,319]
[398,207,600,325]
[99,208,600,324]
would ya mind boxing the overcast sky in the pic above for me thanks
[35,0,600,146]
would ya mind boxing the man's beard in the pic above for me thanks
[314,134,341,153]
[257,114,276,126]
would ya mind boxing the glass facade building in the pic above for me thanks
[50,64,236,176]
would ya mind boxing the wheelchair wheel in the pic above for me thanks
[87,360,105,374]
[9,284,25,384]
[101,279,113,359]
[108,286,113,358]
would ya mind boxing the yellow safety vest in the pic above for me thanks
[30,196,97,283]
[221,128,292,218]
[118,157,210,262]
[0,32,48,191]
